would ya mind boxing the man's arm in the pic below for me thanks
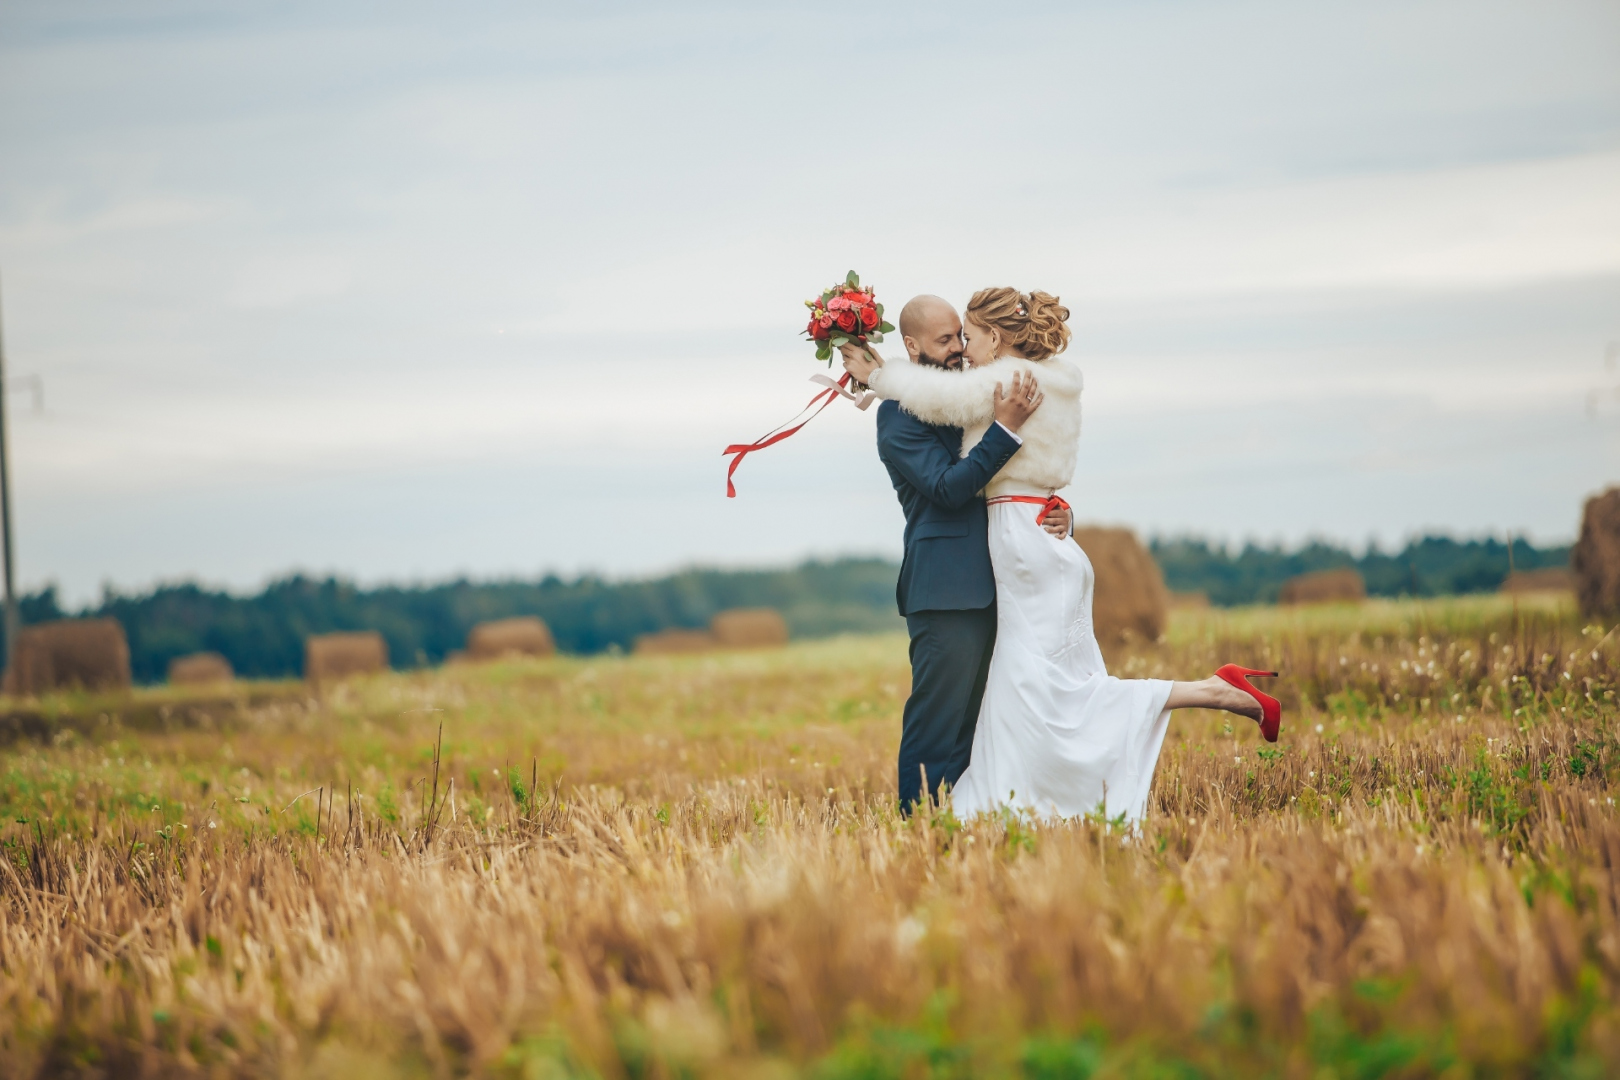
[878,414,1021,510]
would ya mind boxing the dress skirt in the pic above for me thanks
[949,502,1173,823]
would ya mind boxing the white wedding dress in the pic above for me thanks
[866,354,1173,823]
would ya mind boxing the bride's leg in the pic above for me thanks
[1165,677,1262,721]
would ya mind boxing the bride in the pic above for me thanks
[841,287,1280,823]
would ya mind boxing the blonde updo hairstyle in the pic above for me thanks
[964,287,1071,361]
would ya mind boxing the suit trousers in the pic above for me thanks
[898,604,997,814]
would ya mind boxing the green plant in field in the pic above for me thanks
[999,804,1039,855]
[1019,1033,1106,1080]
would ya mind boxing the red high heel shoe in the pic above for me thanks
[1215,665,1281,742]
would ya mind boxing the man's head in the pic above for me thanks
[898,295,964,370]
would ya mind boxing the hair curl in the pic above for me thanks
[964,287,1071,360]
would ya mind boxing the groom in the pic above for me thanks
[842,295,1070,815]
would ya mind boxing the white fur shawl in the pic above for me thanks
[867,355,1083,497]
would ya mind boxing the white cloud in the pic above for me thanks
[225,251,354,309]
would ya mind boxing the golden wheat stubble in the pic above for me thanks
[0,598,1615,1074]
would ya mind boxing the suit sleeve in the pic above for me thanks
[878,412,1021,511]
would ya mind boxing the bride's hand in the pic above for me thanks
[840,343,881,384]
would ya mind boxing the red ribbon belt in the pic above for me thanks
[986,493,1070,525]
[722,371,871,498]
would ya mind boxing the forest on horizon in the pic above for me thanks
[11,534,1571,683]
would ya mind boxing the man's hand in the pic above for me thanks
[1042,504,1072,538]
[840,343,881,385]
[993,370,1042,432]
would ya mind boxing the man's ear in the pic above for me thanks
[902,335,921,361]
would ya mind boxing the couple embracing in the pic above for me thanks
[842,288,1282,821]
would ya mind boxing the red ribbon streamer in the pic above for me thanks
[986,493,1072,525]
[723,371,855,498]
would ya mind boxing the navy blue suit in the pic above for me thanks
[875,399,1021,813]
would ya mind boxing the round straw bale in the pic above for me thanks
[466,616,556,660]
[1575,487,1620,617]
[709,608,789,648]
[1073,527,1170,645]
[1499,568,1574,595]
[1278,568,1366,605]
[5,618,132,696]
[633,629,717,655]
[167,651,234,686]
[304,631,388,686]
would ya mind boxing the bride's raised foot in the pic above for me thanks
[1215,665,1281,743]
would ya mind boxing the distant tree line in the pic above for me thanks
[9,558,905,683]
[1151,535,1570,607]
[6,535,1570,683]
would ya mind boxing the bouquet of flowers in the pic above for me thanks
[723,271,889,498]
[804,271,894,365]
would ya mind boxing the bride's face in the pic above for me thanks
[962,318,1000,368]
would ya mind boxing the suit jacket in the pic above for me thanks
[876,398,1021,616]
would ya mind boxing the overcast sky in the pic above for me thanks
[2,0,1618,602]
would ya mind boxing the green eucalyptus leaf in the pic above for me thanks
[830,335,850,347]
[878,321,895,333]
[846,270,859,287]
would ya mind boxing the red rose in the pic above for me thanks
[806,318,820,337]
[860,305,879,328]
[812,321,831,340]
[836,310,857,331]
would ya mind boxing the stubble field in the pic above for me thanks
[0,594,1616,1078]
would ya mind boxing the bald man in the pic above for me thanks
[842,296,1071,815]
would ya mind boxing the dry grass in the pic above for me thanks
[1,594,1616,1078]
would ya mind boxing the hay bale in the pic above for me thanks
[1575,487,1620,616]
[5,618,132,696]
[1073,527,1170,645]
[304,631,388,687]
[466,616,556,660]
[1279,568,1366,605]
[168,652,234,686]
[1500,568,1574,595]
[634,629,717,655]
[710,608,789,648]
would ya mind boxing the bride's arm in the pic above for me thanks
[866,359,1004,429]
[841,346,1039,429]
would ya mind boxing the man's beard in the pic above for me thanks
[917,347,964,370]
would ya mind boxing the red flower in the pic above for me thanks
[800,273,880,363]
